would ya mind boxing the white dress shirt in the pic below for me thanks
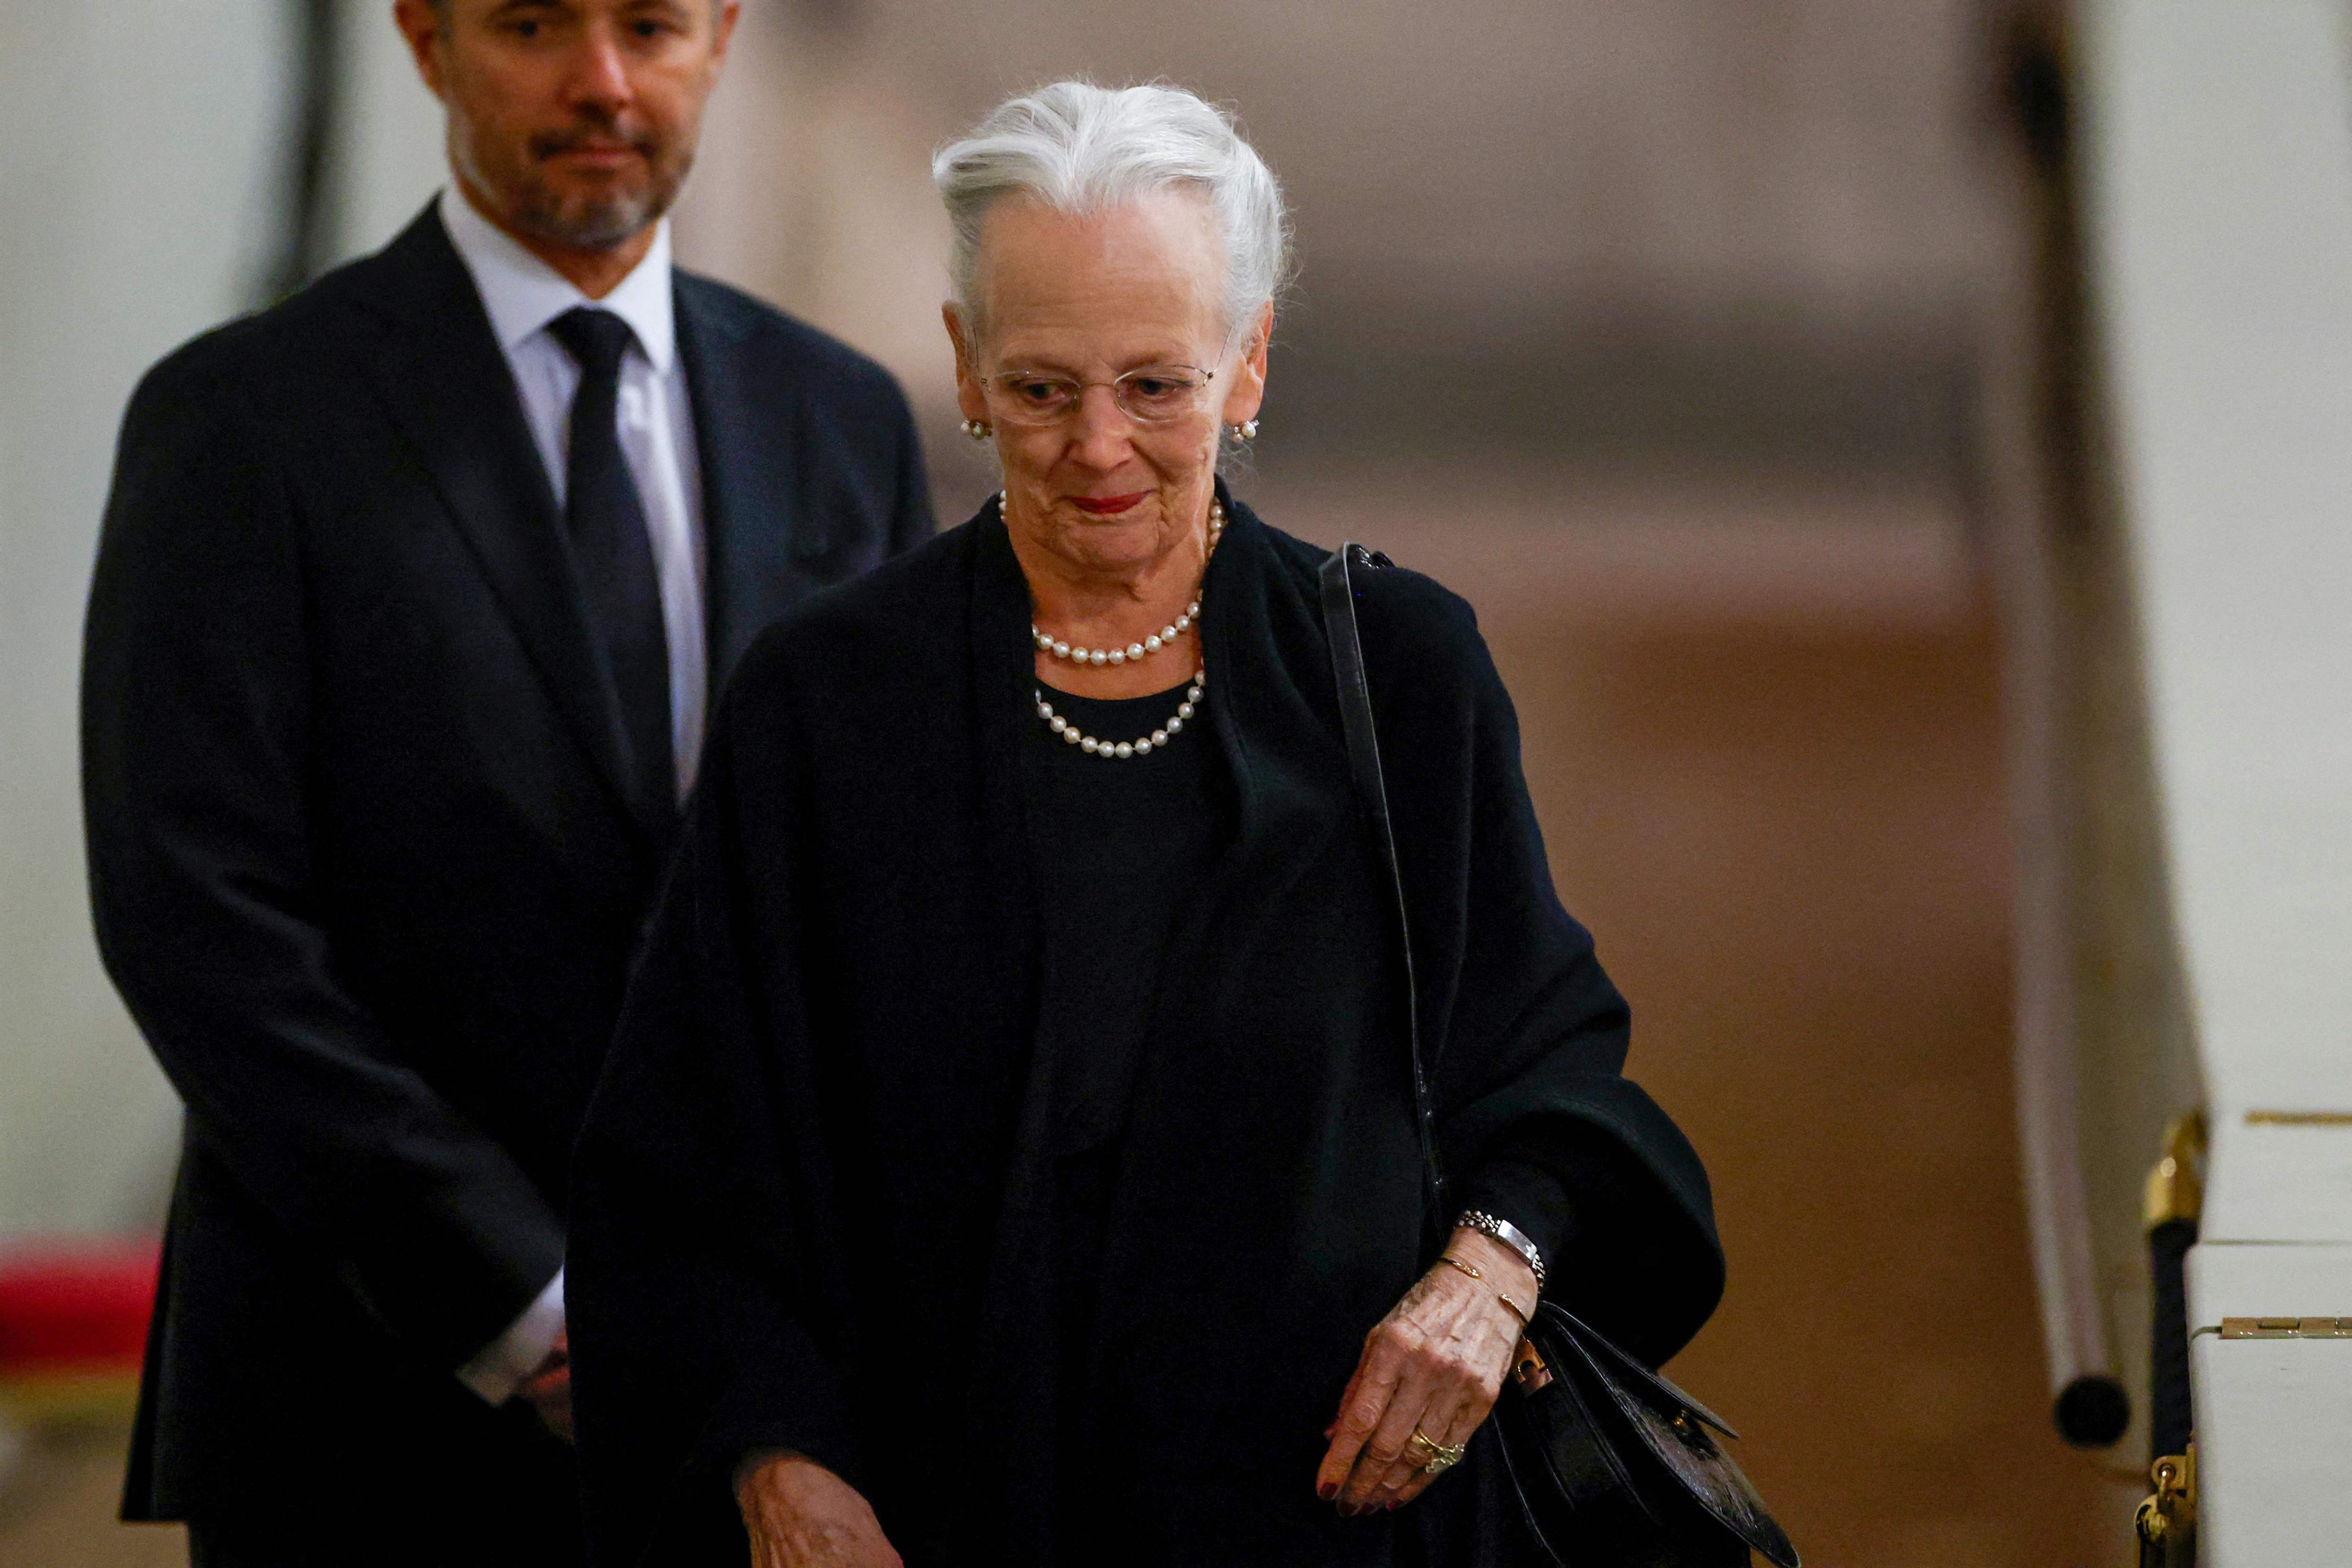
[439,185,710,804]
[439,186,710,1404]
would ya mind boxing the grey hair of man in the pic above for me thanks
[932,81,1293,351]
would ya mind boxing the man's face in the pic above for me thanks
[399,0,737,250]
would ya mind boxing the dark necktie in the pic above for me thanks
[547,307,674,822]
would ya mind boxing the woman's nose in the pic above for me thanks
[1064,385,1135,468]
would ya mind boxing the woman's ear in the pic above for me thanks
[944,303,989,426]
[1223,302,1274,424]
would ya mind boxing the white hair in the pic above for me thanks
[932,81,1291,346]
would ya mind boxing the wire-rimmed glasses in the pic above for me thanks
[980,364,1217,427]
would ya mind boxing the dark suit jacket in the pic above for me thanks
[80,204,931,1538]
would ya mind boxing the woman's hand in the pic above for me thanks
[1315,1231,1535,1515]
[736,1453,903,1568]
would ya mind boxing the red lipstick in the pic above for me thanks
[1070,492,1150,516]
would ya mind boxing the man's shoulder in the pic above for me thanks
[674,270,908,411]
[128,246,408,424]
[726,520,974,696]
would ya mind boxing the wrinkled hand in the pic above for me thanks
[1315,1231,1533,1515]
[737,1453,902,1568]
[518,1328,573,1443]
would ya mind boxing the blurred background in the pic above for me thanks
[0,0,2220,1563]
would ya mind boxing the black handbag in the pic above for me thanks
[1318,542,1800,1568]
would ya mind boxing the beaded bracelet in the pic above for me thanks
[1454,1210,1545,1292]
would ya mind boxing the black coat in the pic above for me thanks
[80,204,931,1538]
[568,496,1724,1567]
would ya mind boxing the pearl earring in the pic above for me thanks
[962,419,993,441]
[1228,419,1259,440]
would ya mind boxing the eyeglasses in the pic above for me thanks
[981,365,1217,427]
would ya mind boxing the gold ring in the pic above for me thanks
[1408,1425,1467,1475]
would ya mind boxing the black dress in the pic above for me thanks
[1023,679,1235,1558]
[1025,674,1615,1560]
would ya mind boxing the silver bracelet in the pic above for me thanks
[1454,1210,1545,1292]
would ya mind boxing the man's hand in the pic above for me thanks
[736,1453,902,1568]
[517,1328,573,1443]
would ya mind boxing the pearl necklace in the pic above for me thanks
[1034,603,1198,667]
[1037,668,1206,760]
[1030,500,1224,667]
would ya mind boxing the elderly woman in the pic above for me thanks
[569,83,1723,1568]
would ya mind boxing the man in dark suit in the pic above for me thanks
[79,0,929,1559]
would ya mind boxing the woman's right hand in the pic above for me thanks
[736,1453,903,1568]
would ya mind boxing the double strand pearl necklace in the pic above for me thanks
[1031,500,1224,667]
[1029,498,1222,760]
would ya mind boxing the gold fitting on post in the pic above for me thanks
[2134,1445,2196,1565]
[2143,1111,2206,1231]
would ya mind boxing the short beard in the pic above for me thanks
[512,181,665,250]
[452,112,695,252]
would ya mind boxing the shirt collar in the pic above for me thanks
[438,185,677,374]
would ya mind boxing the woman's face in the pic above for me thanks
[949,189,1269,581]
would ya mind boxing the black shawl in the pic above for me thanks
[568,495,1724,1567]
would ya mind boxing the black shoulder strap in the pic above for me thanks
[1319,544,1448,1250]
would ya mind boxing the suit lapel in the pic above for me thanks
[677,278,807,694]
[342,207,641,831]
